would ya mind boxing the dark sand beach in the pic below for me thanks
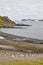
[0,31,43,44]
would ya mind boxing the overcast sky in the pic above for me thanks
[0,0,43,20]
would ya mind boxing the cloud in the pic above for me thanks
[0,0,43,19]
[5,7,11,11]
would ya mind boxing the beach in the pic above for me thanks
[0,31,43,43]
[0,31,43,65]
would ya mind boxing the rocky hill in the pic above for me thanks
[0,16,16,26]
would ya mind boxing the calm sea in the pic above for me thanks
[0,20,43,40]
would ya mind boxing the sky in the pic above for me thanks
[0,0,43,20]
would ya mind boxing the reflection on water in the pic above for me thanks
[0,21,43,40]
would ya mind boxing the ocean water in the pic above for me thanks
[0,21,43,40]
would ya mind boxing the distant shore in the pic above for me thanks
[0,24,32,28]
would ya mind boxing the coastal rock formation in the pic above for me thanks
[0,16,32,28]
[0,16,16,26]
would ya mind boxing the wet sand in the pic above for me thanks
[0,31,43,44]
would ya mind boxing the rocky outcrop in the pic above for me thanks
[0,16,16,26]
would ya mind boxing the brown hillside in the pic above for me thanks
[0,16,16,25]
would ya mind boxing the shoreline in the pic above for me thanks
[0,31,43,44]
[0,31,43,61]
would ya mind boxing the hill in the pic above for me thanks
[0,16,16,26]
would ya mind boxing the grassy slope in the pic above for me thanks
[0,39,43,65]
[0,39,43,53]
[1,59,43,65]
